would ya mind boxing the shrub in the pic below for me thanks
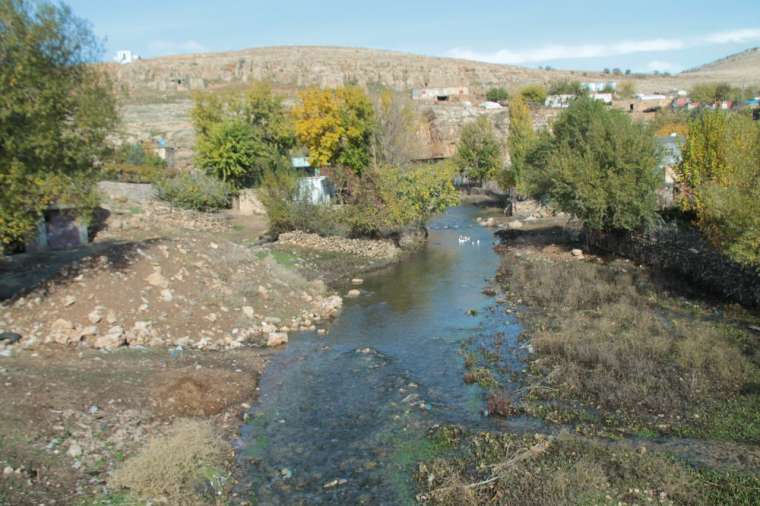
[524,96,661,234]
[617,81,636,99]
[519,84,548,105]
[453,117,503,186]
[260,162,459,238]
[110,420,230,504]
[101,142,167,183]
[156,171,233,211]
[485,87,510,103]
[678,110,760,266]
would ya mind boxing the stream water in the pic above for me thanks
[236,205,534,504]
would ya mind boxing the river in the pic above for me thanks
[236,205,531,504]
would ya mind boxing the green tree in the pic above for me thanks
[548,80,584,96]
[453,116,503,186]
[485,87,510,103]
[500,95,535,192]
[519,84,548,106]
[678,111,760,266]
[525,97,661,234]
[293,85,375,174]
[617,81,636,99]
[0,0,117,247]
[192,82,295,187]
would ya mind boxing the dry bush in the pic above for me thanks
[110,419,231,505]
[502,258,642,311]
[506,256,753,414]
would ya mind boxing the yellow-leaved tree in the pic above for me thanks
[292,86,375,174]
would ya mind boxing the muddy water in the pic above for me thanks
[236,205,530,504]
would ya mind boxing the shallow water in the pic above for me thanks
[237,205,528,504]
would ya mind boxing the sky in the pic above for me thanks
[67,0,760,73]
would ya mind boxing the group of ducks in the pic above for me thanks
[457,235,480,246]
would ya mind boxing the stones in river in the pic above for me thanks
[346,289,361,298]
[351,278,364,286]
[267,332,289,347]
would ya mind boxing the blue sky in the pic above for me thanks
[68,0,760,73]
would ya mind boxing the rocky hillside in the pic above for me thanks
[106,46,591,97]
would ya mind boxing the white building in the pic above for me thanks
[114,50,140,65]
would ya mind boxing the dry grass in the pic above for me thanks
[417,432,699,506]
[110,419,231,505]
[500,256,755,415]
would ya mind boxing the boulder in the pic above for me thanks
[571,249,584,257]
[266,332,289,347]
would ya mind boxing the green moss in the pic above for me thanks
[673,395,760,444]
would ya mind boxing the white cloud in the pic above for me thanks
[705,29,760,44]
[448,27,760,65]
[148,39,207,56]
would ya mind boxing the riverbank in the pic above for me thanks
[414,216,760,505]
[0,197,403,505]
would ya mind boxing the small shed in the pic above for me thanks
[26,205,89,252]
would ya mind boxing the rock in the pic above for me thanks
[0,349,12,358]
[160,289,174,302]
[63,295,77,307]
[323,478,347,489]
[264,316,282,325]
[3,466,13,476]
[94,326,125,349]
[351,278,364,286]
[482,287,497,297]
[87,306,105,324]
[106,310,118,324]
[67,443,83,458]
[280,468,293,479]
[50,319,77,345]
[319,295,343,318]
[507,220,523,230]
[571,249,584,257]
[483,217,496,227]
[317,329,327,336]
[266,332,289,347]
[749,325,760,334]
[242,306,255,319]
[0,332,22,345]
[347,289,361,298]
[145,270,169,288]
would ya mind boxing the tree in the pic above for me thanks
[293,86,375,174]
[453,116,503,186]
[0,0,118,247]
[524,97,661,234]
[500,95,535,192]
[370,88,421,167]
[617,81,636,99]
[678,111,760,266]
[519,84,548,106]
[548,80,584,96]
[192,82,295,187]
[485,87,510,103]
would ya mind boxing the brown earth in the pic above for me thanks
[0,193,400,504]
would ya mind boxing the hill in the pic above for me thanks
[682,47,760,84]
[106,45,601,99]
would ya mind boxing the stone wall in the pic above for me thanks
[592,223,760,308]
[97,181,157,202]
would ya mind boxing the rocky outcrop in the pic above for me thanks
[277,231,400,260]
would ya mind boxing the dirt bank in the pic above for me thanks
[0,195,403,505]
